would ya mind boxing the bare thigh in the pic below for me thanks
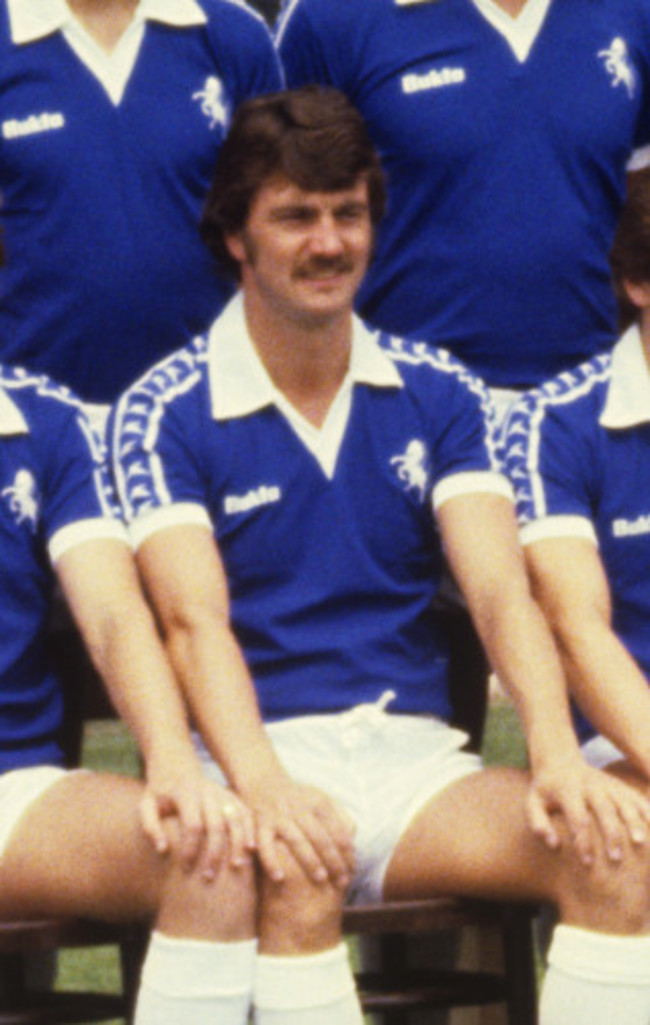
[383,767,647,931]
[0,773,167,922]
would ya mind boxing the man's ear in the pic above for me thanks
[623,278,650,311]
[225,232,246,265]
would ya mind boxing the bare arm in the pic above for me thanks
[136,523,355,887]
[55,537,253,875]
[526,535,650,780]
[437,493,650,861]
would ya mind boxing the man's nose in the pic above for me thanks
[310,214,345,253]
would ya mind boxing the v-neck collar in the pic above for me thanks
[469,0,552,63]
[8,0,207,106]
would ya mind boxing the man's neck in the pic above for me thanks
[242,296,352,430]
[489,0,528,16]
[65,0,139,52]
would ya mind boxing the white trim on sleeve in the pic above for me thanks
[49,518,128,564]
[129,502,213,550]
[627,145,650,173]
[433,470,513,511]
[520,515,598,548]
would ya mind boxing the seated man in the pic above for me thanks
[111,87,650,1025]
[504,171,650,788]
[0,351,257,1024]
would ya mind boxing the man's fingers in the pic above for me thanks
[139,791,170,855]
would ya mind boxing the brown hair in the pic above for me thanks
[200,86,386,280]
[611,169,650,330]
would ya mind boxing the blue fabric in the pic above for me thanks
[277,0,650,387]
[504,353,650,741]
[112,318,502,721]
[0,368,122,771]
[0,0,282,401]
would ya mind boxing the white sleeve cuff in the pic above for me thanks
[129,502,213,550]
[433,470,513,511]
[49,518,128,564]
[520,515,598,547]
[627,144,650,172]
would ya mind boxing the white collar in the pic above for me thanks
[207,294,403,422]
[7,0,206,45]
[469,0,551,62]
[393,0,551,62]
[600,324,650,429]
[0,387,29,436]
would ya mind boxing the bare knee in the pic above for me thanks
[157,851,258,941]
[558,842,650,934]
[259,846,346,954]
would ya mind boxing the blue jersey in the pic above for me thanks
[111,297,510,722]
[0,368,124,772]
[504,326,650,741]
[0,0,282,402]
[277,0,650,388]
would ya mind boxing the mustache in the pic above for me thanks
[294,255,356,278]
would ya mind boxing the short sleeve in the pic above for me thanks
[503,389,597,546]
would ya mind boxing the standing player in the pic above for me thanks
[113,88,650,1025]
[0,0,282,414]
[276,0,650,404]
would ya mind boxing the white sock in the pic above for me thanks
[134,931,256,1025]
[540,924,650,1024]
[253,942,364,1024]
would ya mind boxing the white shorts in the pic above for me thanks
[581,735,625,770]
[195,693,481,904]
[0,766,69,861]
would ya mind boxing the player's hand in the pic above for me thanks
[526,755,650,866]
[140,754,256,881]
[243,774,356,888]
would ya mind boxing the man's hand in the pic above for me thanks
[243,774,356,887]
[140,755,256,882]
[526,755,650,866]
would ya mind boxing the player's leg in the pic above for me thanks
[384,766,650,1024]
[0,769,257,1025]
[196,720,364,1025]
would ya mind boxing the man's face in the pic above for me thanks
[226,175,373,328]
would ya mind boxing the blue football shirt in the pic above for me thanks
[504,325,650,740]
[111,297,511,722]
[0,368,125,771]
[0,0,282,401]
[277,0,650,387]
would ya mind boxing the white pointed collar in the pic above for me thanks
[0,387,28,436]
[600,324,650,429]
[7,0,206,45]
[207,294,403,422]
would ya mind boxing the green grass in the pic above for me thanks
[55,696,529,1021]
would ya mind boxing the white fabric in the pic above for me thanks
[254,943,363,1024]
[135,932,256,1025]
[470,0,552,62]
[0,388,29,435]
[7,0,206,105]
[48,518,129,564]
[540,924,650,1024]
[600,324,650,429]
[581,734,625,770]
[195,695,481,905]
[207,297,403,479]
[0,765,69,859]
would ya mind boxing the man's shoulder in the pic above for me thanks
[380,333,491,401]
[507,354,612,447]
[114,337,209,421]
[0,365,85,431]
